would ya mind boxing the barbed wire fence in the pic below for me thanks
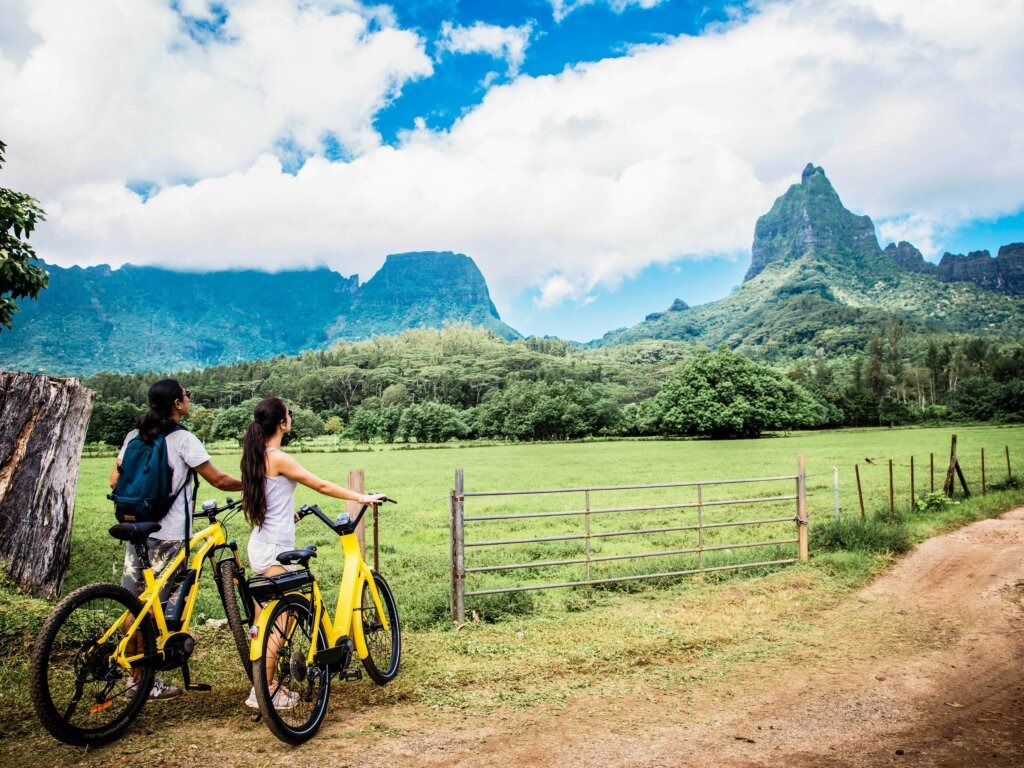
[845,435,1019,521]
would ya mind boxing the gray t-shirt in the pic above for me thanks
[118,427,210,541]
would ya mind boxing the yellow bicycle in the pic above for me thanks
[29,497,256,746]
[247,498,401,744]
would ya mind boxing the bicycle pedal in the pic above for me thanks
[186,683,212,691]
[339,667,362,682]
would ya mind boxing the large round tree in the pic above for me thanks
[641,347,827,438]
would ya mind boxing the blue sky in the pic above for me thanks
[2,0,1023,342]
[374,1,732,141]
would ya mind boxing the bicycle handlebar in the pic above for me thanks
[195,496,243,519]
[297,496,395,536]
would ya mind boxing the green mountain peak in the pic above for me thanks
[745,163,879,282]
[598,164,1024,358]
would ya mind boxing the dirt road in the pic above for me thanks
[13,509,1024,767]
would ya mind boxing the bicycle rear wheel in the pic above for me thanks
[253,594,330,744]
[30,583,157,746]
[359,572,401,684]
[214,558,253,681]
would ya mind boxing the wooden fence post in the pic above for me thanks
[1007,446,1013,480]
[981,448,986,495]
[0,373,94,598]
[888,459,895,522]
[451,468,466,623]
[833,466,840,521]
[942,436,954,496]
[910,455,915,510]
[855,463,865,520]
[796,455,808,561]
[347,469,365,558]
[930,452,934,492]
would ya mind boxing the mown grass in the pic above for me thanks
[2,426,1023,752]
[58,424,1024,628]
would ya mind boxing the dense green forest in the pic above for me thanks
[83,323,1024,446]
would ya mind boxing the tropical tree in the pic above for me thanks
[344,405,402,443]
[640,347,827,438]
[0,139,48,330]
[396,401,468,442]
[210,399,260,442]
[85,398,144,445]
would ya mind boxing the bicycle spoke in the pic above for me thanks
[359,573,401,684]
[31,584,156,747]
[253,595,330,744]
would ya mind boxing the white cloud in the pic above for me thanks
[876,216,942,263]
[436,20,534,76]
[2,0,1023,313]
[536,274,583,308]
[0,0,432,196]
[550,0,668,25]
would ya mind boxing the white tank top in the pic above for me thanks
[252,451,297,547]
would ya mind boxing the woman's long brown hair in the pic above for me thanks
[241,397,288,528]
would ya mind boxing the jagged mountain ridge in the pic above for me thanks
[0,251,519,376]
[884,241,1024,295]
[598,164,1024,356]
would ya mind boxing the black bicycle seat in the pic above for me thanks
[108,521,162,543]
[275,546,317,566]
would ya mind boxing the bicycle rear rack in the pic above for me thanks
[247,570,314,602]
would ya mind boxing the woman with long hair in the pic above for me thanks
[109,378,241,701]
[240,396,385,709]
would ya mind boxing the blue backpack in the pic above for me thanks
[109,426,192,524]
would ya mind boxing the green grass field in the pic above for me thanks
[4,425,1024,752]
[63,424,1024,629]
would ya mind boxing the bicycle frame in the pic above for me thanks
[111,515,244,672]
[248,508,391,668]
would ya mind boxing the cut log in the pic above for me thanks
[0,372,94,598]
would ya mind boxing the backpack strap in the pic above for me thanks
[163,423,197,543]
[183,466,199,547]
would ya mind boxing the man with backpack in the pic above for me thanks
[109,378,241,700]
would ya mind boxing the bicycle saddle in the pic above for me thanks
[108,521,162,542]
[276,546,317,566]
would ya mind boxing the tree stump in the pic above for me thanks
[0,372,94,597]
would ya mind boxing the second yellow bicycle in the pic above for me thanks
[247,498,401,744]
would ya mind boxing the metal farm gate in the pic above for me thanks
[449,457,809,622]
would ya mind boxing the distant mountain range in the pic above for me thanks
[2,164,1022,376]
[598,164,1024,357]
[0,251,518,375]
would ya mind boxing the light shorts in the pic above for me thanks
[247,535,298,576]
[122,538,184,599]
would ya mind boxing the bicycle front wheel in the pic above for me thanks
[214,558,253,681]
[253,594,330,745]
[359,572,401,684]
[30,583,157,746]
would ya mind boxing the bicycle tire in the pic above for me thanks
[30,583,157,746]
[359,572,401,684]
[214,558,253,682]
[252,593,331,745]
